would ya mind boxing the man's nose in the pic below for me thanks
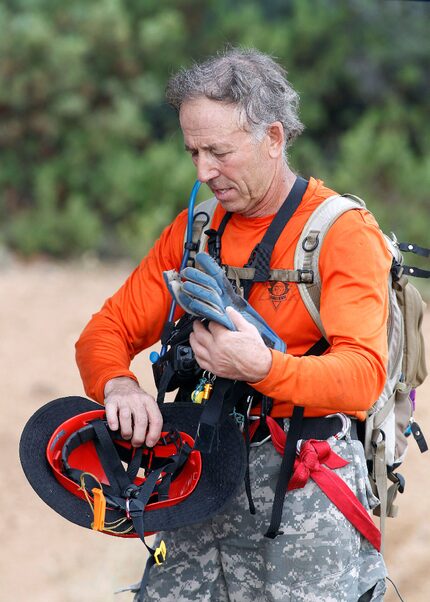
[195,154,220,183]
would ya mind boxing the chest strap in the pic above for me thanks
[224,265,314,284]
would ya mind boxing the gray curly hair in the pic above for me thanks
[166,48,304,149]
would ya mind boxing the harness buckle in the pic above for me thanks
[154,540,167,565]
[297,269,314,283]
[122,483,140,499]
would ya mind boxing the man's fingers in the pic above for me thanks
[130,409,149,448]
[105,400,119,431]
[225,306,255,331]
[190,343,211,371]
[190,329,212,361]
[119,405,133,440]
[144,404,164,448]
[192,319,214,343]
[103,378,161,448]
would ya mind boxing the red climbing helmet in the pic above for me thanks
[20,396,246,538]
[47,407,202,537]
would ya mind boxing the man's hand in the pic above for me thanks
[189,306,273,382]
[104,377,163,447]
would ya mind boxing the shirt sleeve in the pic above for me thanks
[251,209,392,413]
[75,210,188,403]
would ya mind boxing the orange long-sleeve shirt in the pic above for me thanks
[76,178,391,421]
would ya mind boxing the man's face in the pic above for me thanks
[180,97,279,217]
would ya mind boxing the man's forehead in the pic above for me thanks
[180,97,243,130]
[180,98,252,149]
[184,141,234,151]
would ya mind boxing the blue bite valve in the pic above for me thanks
[149,351,160,364]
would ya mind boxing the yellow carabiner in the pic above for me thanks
[154,540,167,565]
[202,382,213,401]
[191,389,205,404]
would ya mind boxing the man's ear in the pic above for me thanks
[266,122,285,159]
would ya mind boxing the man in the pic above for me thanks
[76,48,391,601]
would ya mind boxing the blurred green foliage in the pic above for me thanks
[0,0,429,260]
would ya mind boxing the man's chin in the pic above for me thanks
[218,198,244,214]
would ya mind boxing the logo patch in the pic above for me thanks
[264,281,290,309]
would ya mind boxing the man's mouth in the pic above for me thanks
[212,186,233,197]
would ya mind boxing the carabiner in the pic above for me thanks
[328,412,351,441]
[246,396,259,421]
[296,413,351,453]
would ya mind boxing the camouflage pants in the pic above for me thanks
[141,434,387,601]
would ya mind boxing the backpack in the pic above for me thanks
[293,193,428,543]
[187,192,429,541]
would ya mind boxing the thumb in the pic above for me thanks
[225,306,256,332]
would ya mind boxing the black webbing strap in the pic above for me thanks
[134,557,155,601]
[107,470,163,601]
[193,377,233,453]
[126,446,143,482]
[403,265,430,279]
[127,449,192,601]
[399,242,430,258]
[90,419,134,495]
[242,177,309,298]
[205,211,233,265]
[103,440,190,533]
[90,421,189,506]
[397,241,429,279]
[410,420,429,453]
[155,442,192,501]
[243,418,256,515]
[305,335,330,356]
[105,441,189,601]
[265,404,304,538]
[264,332,329,539]
[128,470,163,540]
[155,363,175,404]
[118,467,169,601]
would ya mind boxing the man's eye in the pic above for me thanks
[213,151,228,158]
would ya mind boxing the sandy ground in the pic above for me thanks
[2,258,429,602]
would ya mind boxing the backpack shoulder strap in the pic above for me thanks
[186,196,218,267]
[294,194,367,339]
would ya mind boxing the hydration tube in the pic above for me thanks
[180,180,203,272]
[155,180,202,358]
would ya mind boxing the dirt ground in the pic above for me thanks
[2,258,429,602]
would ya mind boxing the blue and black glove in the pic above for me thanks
[163,252,286,353]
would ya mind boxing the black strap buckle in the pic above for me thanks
[122,483,140,499]
[184,241,199,252]
[390,259,403,281]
